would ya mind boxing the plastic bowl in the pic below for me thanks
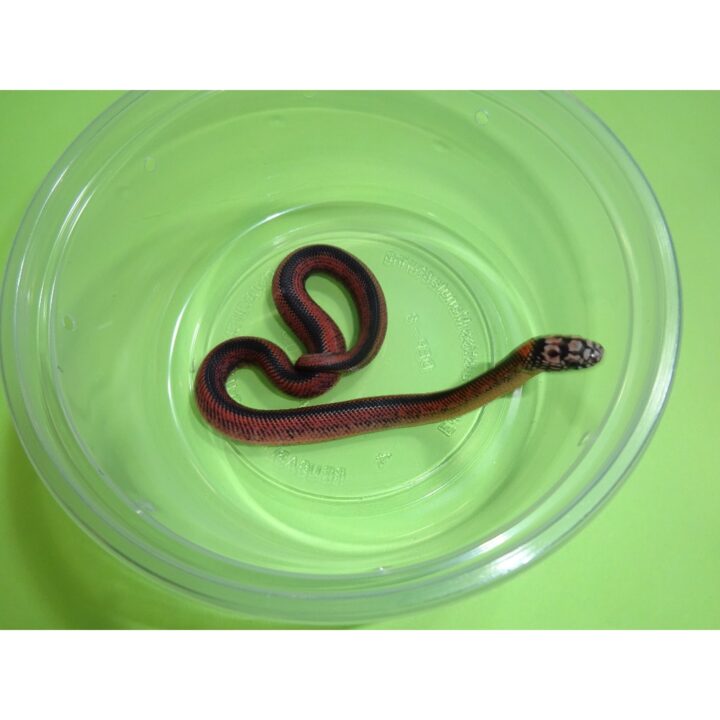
[1,92,680,623]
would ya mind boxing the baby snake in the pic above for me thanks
[195,245,604,444]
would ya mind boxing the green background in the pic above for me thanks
[0,91,717,629]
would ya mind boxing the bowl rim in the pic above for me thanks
[0,90,681,623]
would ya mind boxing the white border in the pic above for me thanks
[0,2,717,89]
[0,631,717,718]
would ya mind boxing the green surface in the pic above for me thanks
[0,91,717,629]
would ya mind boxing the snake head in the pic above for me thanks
[526,335,604,371]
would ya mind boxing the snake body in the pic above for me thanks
[195,245,604,445]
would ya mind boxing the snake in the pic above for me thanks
[194,245,604,445]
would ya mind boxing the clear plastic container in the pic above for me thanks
[0,92,680,623]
